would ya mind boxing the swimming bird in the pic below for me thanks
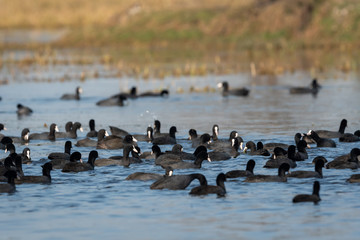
[287,156,326,178]
[62,150,98,172]
[189,173,227,197]
[289,78,321,94]
[56,121,73,138]
[50,151,81,169]
[217,81,249,97]
[164,144,196,160]
[264,145,297,168]
[208,131,240,150]
[0,170,16,193]
[293,181,321,204]
[29,123,59,141]
[326,148,360,169]
[108,126,129,138]
[306,130,336,148]
[153,120,168,138]
[243,141,270,156]
[150,172,207,190]
[138,89,169,97]
[86,119,98,138]
[96,134,137,150]
[159,151,211,170]
[10,128,30,145]
[346,174,360,183]
[96,145,141,167]
[64,122,83,139]
[20,148,32,164]
[314,119,347,139]
[0,137,13,150]
[75,129,108,147]
[61,86,82,100]
[192,133,212,148]
[126,166,173,181]
[15,162,53,184]
[294,140,309,161]
[152,145,182,166]
[96,94,127,106]
[244,163,290,182]
[133,126,153,142]
[48,141,72,161]
[225,159,256,178]
[152,126,177,145]
[16,103,33,116]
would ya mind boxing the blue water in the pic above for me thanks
[1,68,360,239]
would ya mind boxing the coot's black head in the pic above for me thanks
[312,79,321,89]
[314,157,326,169]
[246,159,256,172]
[296,140,308,150]
[171,144,183,153]
[287,145,296,159]
[256,141,264,150]
[1,137,13,146]
[169,126,177,134]
[154,120,161,131]
[160,90,169,97]
[200,133,211,144]
[0,123,5,131]
[354,130,360,137]
[195,151,210,162]
[229,131,238,140]
[274,147,287,157]
[189,129,198,139]
[89,150,98,160]
[350,148,360,162]
[217,81,229,91]
[5,143,16,153]
[193,145,207,156]
[17,104,23,109]
[70,152,82,162]
[151,145,161,155]
[42,162,53,171]
[278,163,290,176]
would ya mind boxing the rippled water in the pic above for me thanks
[1,71,360,239]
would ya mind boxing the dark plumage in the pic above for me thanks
[264,145,297,168]
[96,94,127,106]
[189,173,226,197]
[20,148,32,164]
[307,130,336,148]
[56,121,73,138]
[164,144,196,160]
[29,123,59,141]
[289,78,321,94]
[225,159,256,178]
[243,141,270,156]
[16,103,33,116]
[315,119,347,139]
[86,119,98,137]
[15,162,53,184]
[159,151,211,169]
[133,126,153,142]
[126,167,173,181]
[60,86,82,100]
[65,122,83,139]
[62,151,98,172]
[152,126,177,145]
[10,128,30,144]
[95,145,141,167]
[75,129,108,147]
[150,173,206,190]
[0,137,13,150]
[326,148,360,169]
[293,181,321,204]
[287,156,326,178]
[217,81,249,97]
[108,126,129,138]
[208,131,240,150]
[245,163,290,182]
[294,140,309,161]
[138,89,169,97]
[96,134,137,150]
[50,151,81,169]
[153,145,182,166]
[48,141,72,161]
[0,170,16,193]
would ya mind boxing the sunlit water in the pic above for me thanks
[1,70,360,240]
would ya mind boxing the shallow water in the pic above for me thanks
[1,70,360,239]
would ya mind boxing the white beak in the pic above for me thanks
[132,137,138,142]
[80,127,84,132]
[55,126,59,132]
[217,83,223,88]
[105,131,109,136]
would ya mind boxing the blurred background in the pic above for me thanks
[1,0,360,82]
